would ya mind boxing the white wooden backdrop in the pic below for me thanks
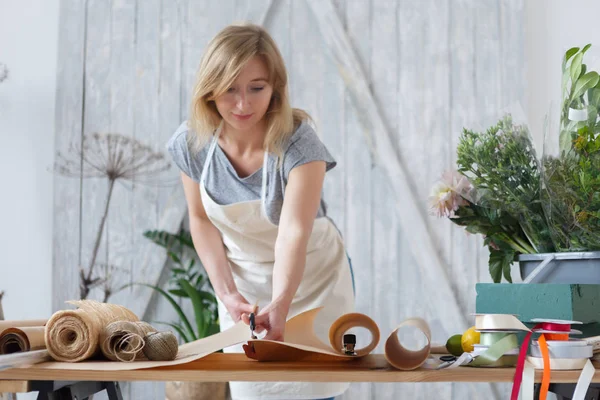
[52,0,525,399]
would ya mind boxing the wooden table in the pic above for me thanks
[1,354,599,398]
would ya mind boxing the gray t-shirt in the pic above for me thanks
[166,119,337,226]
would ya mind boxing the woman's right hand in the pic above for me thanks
[220,291,256,323]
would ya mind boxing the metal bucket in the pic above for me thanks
[518,251,600,284]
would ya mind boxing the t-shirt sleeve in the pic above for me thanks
[166,121,205,182]
[282,121,337,181]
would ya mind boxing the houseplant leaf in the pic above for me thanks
[196,289,217,305]
[168,288,189,298]
[570,52,584,87]
[132,283,197,341]
[563,46,580,70]
[153,320,191,343]
[168,251,182,264]
[571,71,599,102]
[488,248,514,283]
[178,279,206,339]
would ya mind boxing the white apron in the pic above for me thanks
[199,128,355,400]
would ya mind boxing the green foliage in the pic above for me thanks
[542,125,600,252]
[449,198,535,283]
[142,228,219,343]
[456,115,555,255]
[434,44,600,283]
[560,44,600,153]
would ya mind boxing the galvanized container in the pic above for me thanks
[518,251,600,284]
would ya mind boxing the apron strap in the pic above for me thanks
[201,121,272,220]
[261,150,269,217]
[200,122,223,185]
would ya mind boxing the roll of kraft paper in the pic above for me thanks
[0,319,47,335]
[384,318,433,370]
[246,312,441,369]
[0,326,46,354]
[45,299,140,362]
[244,308,381,361]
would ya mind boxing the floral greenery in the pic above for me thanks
[430,44,600,283]
[456,115,555,254]
[138,228,220,343]
[559,44,600,153]
[449,116,550,283]
[542,125,600,252]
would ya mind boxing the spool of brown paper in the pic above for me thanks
[0,319,47,335]
[0,326,46,354]
[384,317,432,370]
[328,312,380,356]
[246,308,381,361]
[44,300,140,362]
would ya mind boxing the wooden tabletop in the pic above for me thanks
[0,354,599,386]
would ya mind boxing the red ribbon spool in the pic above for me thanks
[510,322,572,400]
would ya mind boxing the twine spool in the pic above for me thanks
[44,300,139,362]
[100,321,157,362]
[142,331,179,361]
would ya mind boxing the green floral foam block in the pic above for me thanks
[475,283,600,338]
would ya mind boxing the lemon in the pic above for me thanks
[461,326,480,352]
[445,334,464,356]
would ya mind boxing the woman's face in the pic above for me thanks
[214,55,274,132]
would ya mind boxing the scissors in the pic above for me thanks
[249,303,258,339]
[243,304,259,359]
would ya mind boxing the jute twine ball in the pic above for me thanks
[100,321,157,362]
[44,300,139,362]
[142,331,178,361]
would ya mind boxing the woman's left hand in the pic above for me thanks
[242,300,289,341]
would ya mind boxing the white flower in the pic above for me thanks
[429,170,473,218]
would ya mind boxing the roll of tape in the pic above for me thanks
[475,314,530,331]
[473,344,519,356]
[526,356,589,370]
[480,332,510,346]
[530,342,593,359]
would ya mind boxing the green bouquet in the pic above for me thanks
[430,44,600,283]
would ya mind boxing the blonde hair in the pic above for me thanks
[188,23,312,160]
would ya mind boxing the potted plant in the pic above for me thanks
[430,44,600,284]
[141,228,227,400]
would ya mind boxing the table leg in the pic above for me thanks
[33,381,123,400]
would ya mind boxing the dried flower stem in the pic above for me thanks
[81,178,116,300]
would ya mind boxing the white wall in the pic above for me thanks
[525,0,600,155]
[0,0,59,323]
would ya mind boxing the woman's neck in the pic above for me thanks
[220,120,267,155]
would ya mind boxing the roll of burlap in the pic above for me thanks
[99,321,156,362]
[44,300,139,362]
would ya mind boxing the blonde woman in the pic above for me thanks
[167,23,355,400]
